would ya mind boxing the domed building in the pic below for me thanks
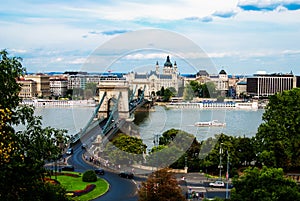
[126,56,182,98]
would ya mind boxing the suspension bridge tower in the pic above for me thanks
[97,79,130,120]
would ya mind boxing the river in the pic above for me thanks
[26,106,264,149]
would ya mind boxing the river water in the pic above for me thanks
[28,106,264,149]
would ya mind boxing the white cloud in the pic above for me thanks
[69,58,87,64]
[10,48,27,53]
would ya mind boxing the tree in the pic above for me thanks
[103,133,147,165]
[146,129,195,168]
[183,83,194,101]
[255,88,300,170]
[138,168,185,201]
[0,50,70,200]
[205,82,217,98]
[231,166,300,201]
[190,80,201,97]
[84,82,97,99]
[162,87,175,102]
[0,50,25,111]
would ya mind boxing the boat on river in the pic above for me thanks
[194,120,226,127]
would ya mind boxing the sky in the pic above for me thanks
[1,0,300,75]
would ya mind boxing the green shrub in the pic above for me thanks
[82,170,97,182]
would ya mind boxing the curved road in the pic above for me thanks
[68,143,138,201]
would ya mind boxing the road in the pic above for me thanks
[68,142,138,201]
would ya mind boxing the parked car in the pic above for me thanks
[94,168,105,175]
[81,143,87,150]
[66,148,73,155]
[209,180,225,187]
[61,165,75,171]
[119,171,134,179]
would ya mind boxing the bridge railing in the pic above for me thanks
[70,91,107,144]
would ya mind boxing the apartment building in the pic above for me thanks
[49,78,68,97]
[247,73,297,97]
[17,79,37,98]
[25,74,50,97]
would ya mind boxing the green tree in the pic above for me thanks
[190,80,201,97]
[159,128,181,146]
[0,50,70,201]
[231,166,300,201]
[255,88,300,170]
[138,168,186,201]
[161,87,176,102]
[0,50,25,111]
[147,129,195,168]
[183,83,194,101]
[103,133,147,165]
[205,82,217,98]
[84,82,97,99]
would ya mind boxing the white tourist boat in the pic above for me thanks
[194,120,226,127]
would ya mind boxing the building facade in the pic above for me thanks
[49,78,68,97]
[125,56,183,97]
[247,73,297,97]
[17,79,37,98]
[25,74,50,97]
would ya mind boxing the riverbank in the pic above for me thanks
[158,100,260,110]
[21,99,96,107]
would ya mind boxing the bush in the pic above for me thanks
[82,170,97,182]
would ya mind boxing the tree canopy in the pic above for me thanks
[102,133,147,165]
[0,50,70,200]
[255,88,300,170]
[231,166,300,201]
[138,168,186,201]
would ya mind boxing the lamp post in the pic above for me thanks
[219,143,223,180]
[226,151,230,199]
[153,133,160,170]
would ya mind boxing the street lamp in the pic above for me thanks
[226,151,230,199]
[219,143,223,180]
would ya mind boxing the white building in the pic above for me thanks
[49,78,68,97]
[125,56,183,97]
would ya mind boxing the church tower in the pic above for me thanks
[173,61,178,74]
[155,61,159,74]
[163,55,173,74]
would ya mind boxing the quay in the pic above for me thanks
[166,101,258,110]
[20,99,96,107]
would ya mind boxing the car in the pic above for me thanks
[61,165,75,171]
[81,143,87,149]
[119,171,134,179]
[209,180,225,187]
[66,148,73,155]
[94,168,105,175]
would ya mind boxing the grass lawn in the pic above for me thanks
[54,171,109,201]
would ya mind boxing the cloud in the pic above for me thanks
[68,57,86,64]
[238,0,300,12]
[88,30,101,35]
[212,10,237,18]
[184,16,213,22]
[10,48,28,53]
[124,53,168,60]
[101,30,130,35]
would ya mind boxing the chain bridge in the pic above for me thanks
[70,77,149,151]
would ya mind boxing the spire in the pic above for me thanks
[164,55,173,67]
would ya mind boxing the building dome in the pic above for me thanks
[164,56,173,67]
[219,69,227,75]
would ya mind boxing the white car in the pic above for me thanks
[209,180,225,187]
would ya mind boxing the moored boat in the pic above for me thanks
[194,120,226,127]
